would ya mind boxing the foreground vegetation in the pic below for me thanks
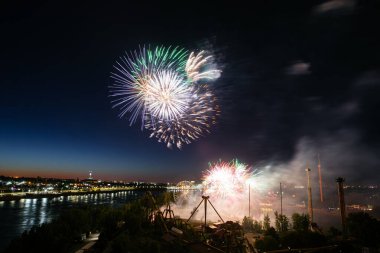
[4,191,380,253]
[4,192,175,253]
[242,211,380,252]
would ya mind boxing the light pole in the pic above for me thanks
[249,183,251,217]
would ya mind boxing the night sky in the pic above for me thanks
[1,1,379,183]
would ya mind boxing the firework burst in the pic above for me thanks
[186,51,221,82]
[109,45,221,148]
[109,46,188,126]
[146,85,220,149]
[145,70,191,121]
[203,159,260,198]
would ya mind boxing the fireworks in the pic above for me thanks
[110,46,188,126]
[186,51,221,82]
[146,85,220,149]
[109,45,221,148]
[170,159,266,222]
[203,159,259,198]
[145,70,191,121]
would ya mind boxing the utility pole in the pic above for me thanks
[248,184,251,217]
[280,182,283,232]
[318,154,324,203]
[280,182,283,216]
[306,166,313,224]
[336,177,347,237]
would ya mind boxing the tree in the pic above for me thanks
[252,220,263,233]
[274,211,289,232]
[263,213,271,231]
[242,216,254,232]
[327,226,341,237]
[347,212,380,247]
[255,236,279,252]
[265,227,279,242]
[3,206,107,253]
[280,230,326,249]
[291,213,309,232]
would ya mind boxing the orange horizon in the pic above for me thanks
[0,168,173,182]
[0,169,131,181]
[1,170,87,180]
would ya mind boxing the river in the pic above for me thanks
[0,191,146,251]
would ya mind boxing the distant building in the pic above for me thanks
[176,180,195,189]
[88,171,93,180]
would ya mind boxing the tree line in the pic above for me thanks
[242,211,380,252]
[4,191,380,253]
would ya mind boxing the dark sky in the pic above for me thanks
[0,0,379,183]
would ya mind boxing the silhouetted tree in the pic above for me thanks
[242,216,254,232]
[291,213,309,232]
[274,211,289,232]
[253,219,263,233]
[327,226,341,237]
[280,230,326,249]
[265,227,280,242]
[347,212,380,247]
[255,235,279,252]
[242,216,263,233]
[263,213,271,231]
[4,205,124,253]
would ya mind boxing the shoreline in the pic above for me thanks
[0,187,166,202]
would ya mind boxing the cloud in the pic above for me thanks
[354,70,380,88]
[285,61,311,75]
[264,129,380,189]
[314,0,356,15]
[171,127,380,226]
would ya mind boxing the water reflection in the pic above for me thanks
[0,190,142,251]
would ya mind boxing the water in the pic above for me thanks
[0,191,145,251]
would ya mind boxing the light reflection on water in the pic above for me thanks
[0,190,144,251]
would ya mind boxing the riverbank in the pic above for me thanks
[0,189,150,251]
[0,187,166,201]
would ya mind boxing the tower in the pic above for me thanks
[318,154,324,203]
[336,177,347,237]
[89,170,93,180]
[305,166,313,223]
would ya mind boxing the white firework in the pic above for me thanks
[185,51,221,82]
[145,70,191,121]
[109,45,222,149]
[146,85,219,149]
[109,46,188,127]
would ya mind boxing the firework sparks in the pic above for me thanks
[109,45,221,148]
[109,46,188,126]
[203,159,260,198]
[146,85,220,149]
[185,51,221,82]
[170,159,265,222]
[145,70,191,121]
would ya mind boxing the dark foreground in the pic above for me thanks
[3,191,380,253]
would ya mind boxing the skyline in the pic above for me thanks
[1,1,379,183]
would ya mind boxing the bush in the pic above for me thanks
[255,236,279,252]
[291,213,309,232]
[4,205,122,253]
[280,231,326,249]
[347,212,380,247]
